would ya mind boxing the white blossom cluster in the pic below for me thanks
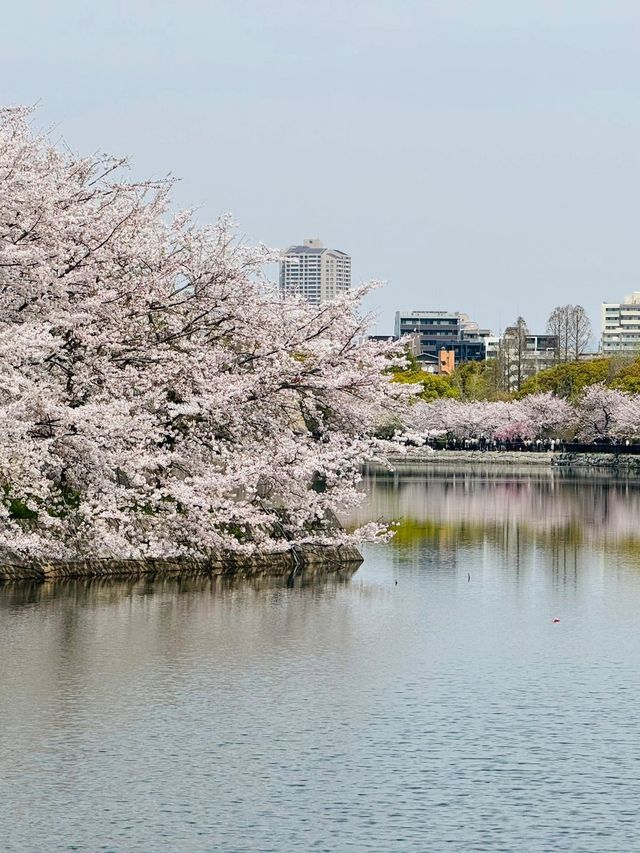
[0,108,412,562]
[405,387,640,443]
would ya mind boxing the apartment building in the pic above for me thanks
[279,238,351,305]
[394,310,492,366]
[601,292,640,353]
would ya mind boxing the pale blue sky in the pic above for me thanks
[2,0,639,338]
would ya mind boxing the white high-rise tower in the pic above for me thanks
[279,238,351,305]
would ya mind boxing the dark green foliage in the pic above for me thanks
[611,357,640,394]
[448,360,509,401]
[389,350,459,401]
[8,497,38,520]
[2,483,82,521]
[518,359,610,400]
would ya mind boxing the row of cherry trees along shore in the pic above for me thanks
[402,387,640,444]
[0,107,413,562]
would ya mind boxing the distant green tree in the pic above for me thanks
[418,374,460,402]
[611,356,640,393]
[518,358,610,400]
[390,350,459,401]
[449,360,508,401]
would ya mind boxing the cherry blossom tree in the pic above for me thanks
[408,399,519,441]
[406,392,577,443]
[405,387,640,445]
[611,395,640,441]
[516,392,575,438]
[575,385,628,442]
[0,107,411,563]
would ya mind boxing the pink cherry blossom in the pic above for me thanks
[0,107,413,562]
[404,387,640,444]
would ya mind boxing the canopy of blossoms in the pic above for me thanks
[0,107,411,562]
[404,387,640,444]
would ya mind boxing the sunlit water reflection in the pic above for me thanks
[2,466,640,851]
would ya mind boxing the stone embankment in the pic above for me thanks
[554,453,640,470]
[0,544,363,583]
[388,449,640,470]
[389,450,555,466]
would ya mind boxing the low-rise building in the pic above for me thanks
[601,292,640,354]
[484,335,500,361]
[494,329,558,390]
[438,348,455,375]
[394,310,492,367]
[524,334,558,373]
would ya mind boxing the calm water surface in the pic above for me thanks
[2,466,640,851]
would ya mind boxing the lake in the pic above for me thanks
[2,466,640,851]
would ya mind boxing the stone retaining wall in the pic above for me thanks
[388,450,640,469]
[555,453,640,470]
[0,544,364,583]
[388,450,556,466]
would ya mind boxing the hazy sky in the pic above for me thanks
[1,0,639,339]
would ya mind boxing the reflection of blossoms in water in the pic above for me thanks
[350,466,640,553]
